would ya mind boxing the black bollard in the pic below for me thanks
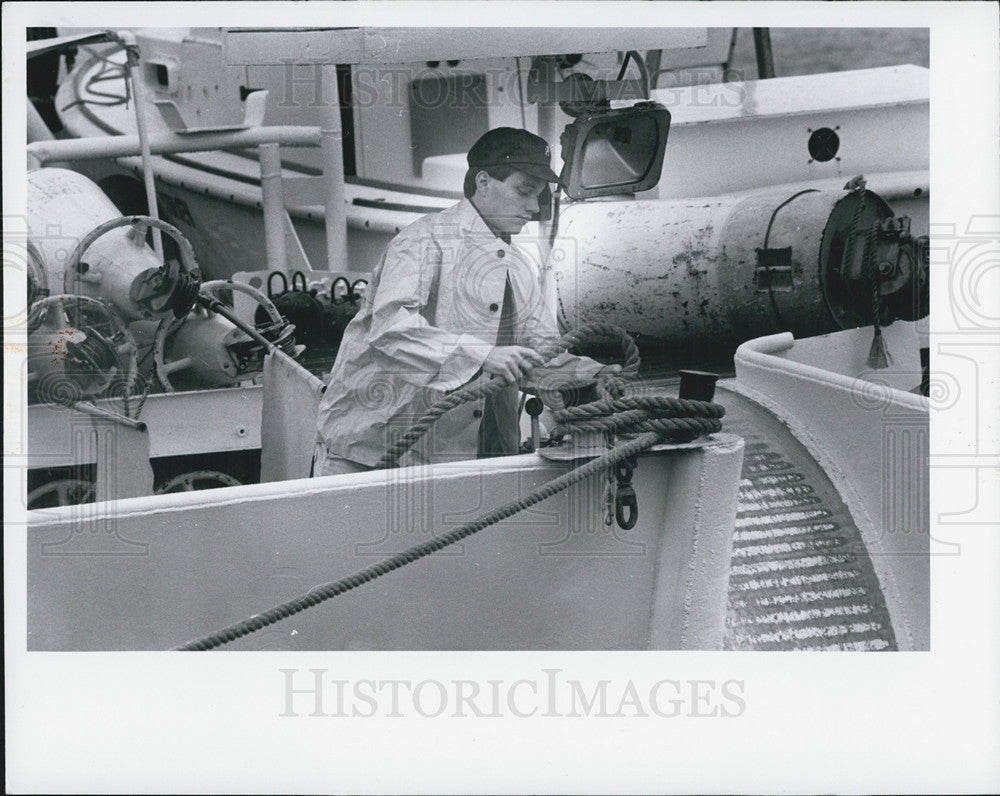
[525,397,544,452]
[678,370,719,402]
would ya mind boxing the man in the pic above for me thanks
[315,127,610,475]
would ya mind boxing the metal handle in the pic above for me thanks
[267,270,288,298]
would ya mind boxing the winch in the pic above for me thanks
[26,169,301,397]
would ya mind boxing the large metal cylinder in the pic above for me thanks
[27,168,168,321]
[551,187,895,344]
[28,325,118,402]
[155,312,253,391]
[26,295,137,405]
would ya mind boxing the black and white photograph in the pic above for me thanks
[5,2,999,793]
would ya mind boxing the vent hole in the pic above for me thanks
[808,127,840,162]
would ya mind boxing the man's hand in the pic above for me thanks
[482,346,546,384]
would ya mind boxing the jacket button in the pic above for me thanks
[489,303,499,312]
[497,250,505,258]
[473,409,483,418]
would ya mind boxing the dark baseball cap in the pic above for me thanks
[467,127,563,185]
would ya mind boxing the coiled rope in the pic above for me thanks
[174,323,723,651]
[376,323,640,469]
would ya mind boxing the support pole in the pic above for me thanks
[533,56,559,157]
[532,56,560,256]
[27,126,322,166]
[321,65,349,271]
[752,28,776,80]
[120,31,164,259]
[258,142,289,275]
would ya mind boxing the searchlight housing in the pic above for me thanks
[559,102,671,200]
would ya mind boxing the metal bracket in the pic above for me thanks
[614,454,639,530]
[525,55,648,106]
[754,246,795,292]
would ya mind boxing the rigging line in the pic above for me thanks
[174,325,722,650]
[175,431,664,651]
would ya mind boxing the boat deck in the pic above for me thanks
[718,384,897,650]
[26,358,903,650]
[647,376,897,651]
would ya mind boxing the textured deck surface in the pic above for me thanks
[717,385,897,650]
[645,375,897,650]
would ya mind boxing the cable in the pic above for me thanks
[760,189,818,330]
[176,431,666,651]
[548,192,561,246]
[616,51,633,82]
[60,49,128,112]
[375,323,639,469]
[173,324,723,651]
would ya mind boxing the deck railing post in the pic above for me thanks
[259,142,289,275]
[120,30,164,259]
[321,65,349,272]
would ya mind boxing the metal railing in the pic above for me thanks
[27,113,347,275]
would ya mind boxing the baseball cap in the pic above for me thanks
[467,127,563,185]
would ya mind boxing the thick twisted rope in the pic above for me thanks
[865,220,891,369]
[376,323,639,468]
[551,392,724,440]
[175,431,660,651]
[866,219,881,324]
[174,325,722,651]
[844,176,890,368]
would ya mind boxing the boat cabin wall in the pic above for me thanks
[245,54,628,192]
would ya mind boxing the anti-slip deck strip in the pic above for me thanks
[716,386,898,651]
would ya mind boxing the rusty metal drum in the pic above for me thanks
[550,186,893,344]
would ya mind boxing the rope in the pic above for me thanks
[848,177,867,242]
[173,324,722,651]
[376,323,640,469]
[133,373,154,421]
[843,176,890,367]
[865,220,880,320]
[175,431,663,651]
[865,220,891,369]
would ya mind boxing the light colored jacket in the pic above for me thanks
[317,199,600,465]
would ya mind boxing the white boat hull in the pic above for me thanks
[27,439,745,650]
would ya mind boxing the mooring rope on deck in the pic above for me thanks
[174,325,724,651]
